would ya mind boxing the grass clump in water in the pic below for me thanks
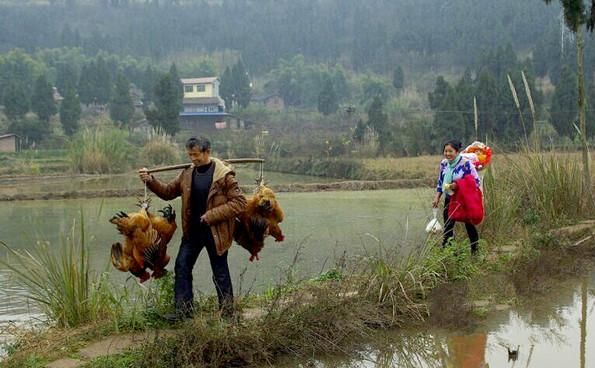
[0,214,110,328]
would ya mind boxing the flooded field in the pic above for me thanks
[0,186,432,355]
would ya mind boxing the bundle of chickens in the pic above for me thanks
[234,184,285,262]
[109,199,177,283]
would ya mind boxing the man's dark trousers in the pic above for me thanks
[174,226,233,314]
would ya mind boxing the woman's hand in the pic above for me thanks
[449,182,457,191]
[432,194,441,208]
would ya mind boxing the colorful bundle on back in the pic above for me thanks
[462,141,492,171]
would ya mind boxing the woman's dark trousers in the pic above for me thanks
[442,196,479,253]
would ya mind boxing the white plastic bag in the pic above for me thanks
[425,208,443,234]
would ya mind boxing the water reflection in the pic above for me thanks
[278,272,595,368]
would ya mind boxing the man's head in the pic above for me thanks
[186,136,211,166]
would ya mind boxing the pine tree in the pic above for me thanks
[141,65,157,105]
[434,87,465,144]
[231,60,252,108]
[455,69,475,141]
[367,96,391,156]
[475,70,500,139]
[550,64,578,138]
[168,63,183,111]
[77,62,96,105]
[55,63,78,98]
[60,85,81,136]
[317,76,338,115]
[32,75,57,123]
[219,66,233,110]
[146,70,181,136]
[94,56,112,105]
[3,80,30,121]
[352,119,367,144]
[109,74,134,126]
[392,65,404,92]
[428,76,450,110]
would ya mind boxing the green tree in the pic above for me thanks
[168,63,183,110]
[231,60,251,108]
[140,65,157,105]
[60,85,81,136]
[94,56,112,104]
[9,116,48,147]
[317,76,338,115]
[455,69,476,140]
[367,95,391,155]
[32,74,57,123]
[428,76,450,110]
[392,65,404,91]
[475,69,500,140]
[352,118,367,144]
[219,66,233,110]
[109,73,134,126]
[550,64,578,137]
[3,80,30,121]
[145,69,181,135]
[55,62,78,97]
[77,61,96,105]
[434,87,466,145]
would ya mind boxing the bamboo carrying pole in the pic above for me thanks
[146,158,265,174]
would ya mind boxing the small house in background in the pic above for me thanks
[180,77,228,132]
[0,134,21,153]
[251,93,285,111]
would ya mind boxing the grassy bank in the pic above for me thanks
[2,152,595,367]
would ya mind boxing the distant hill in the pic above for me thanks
[0,0,562,75]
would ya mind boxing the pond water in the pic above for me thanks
[277,272,595,368]
[0,185,433,355]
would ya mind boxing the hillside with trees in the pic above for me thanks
[1,0,595,161]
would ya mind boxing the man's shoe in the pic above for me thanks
[162,310,193,322]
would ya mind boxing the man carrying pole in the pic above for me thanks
[139,136,247,321]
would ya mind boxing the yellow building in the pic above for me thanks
[180,77,227,131]
[181,77,225,112]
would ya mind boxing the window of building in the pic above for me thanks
[197,84,206,92]
[184,85,194,93]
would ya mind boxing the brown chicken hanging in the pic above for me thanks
[109,200,177,282]
[234,184,285,262]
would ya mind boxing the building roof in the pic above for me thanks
[181,77,218,84]
[0,133,19,139]
[183,97,224,105]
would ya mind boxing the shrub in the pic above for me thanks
[68,127,133,174]
[138,139,180,167]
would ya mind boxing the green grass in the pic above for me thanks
[0,213,108,328]
[68,127,133,174]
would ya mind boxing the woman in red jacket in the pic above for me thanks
[431,140,482,253]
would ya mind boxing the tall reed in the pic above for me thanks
[0,214,109,327]
[68,127,132,174]
[481,152,590,240]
